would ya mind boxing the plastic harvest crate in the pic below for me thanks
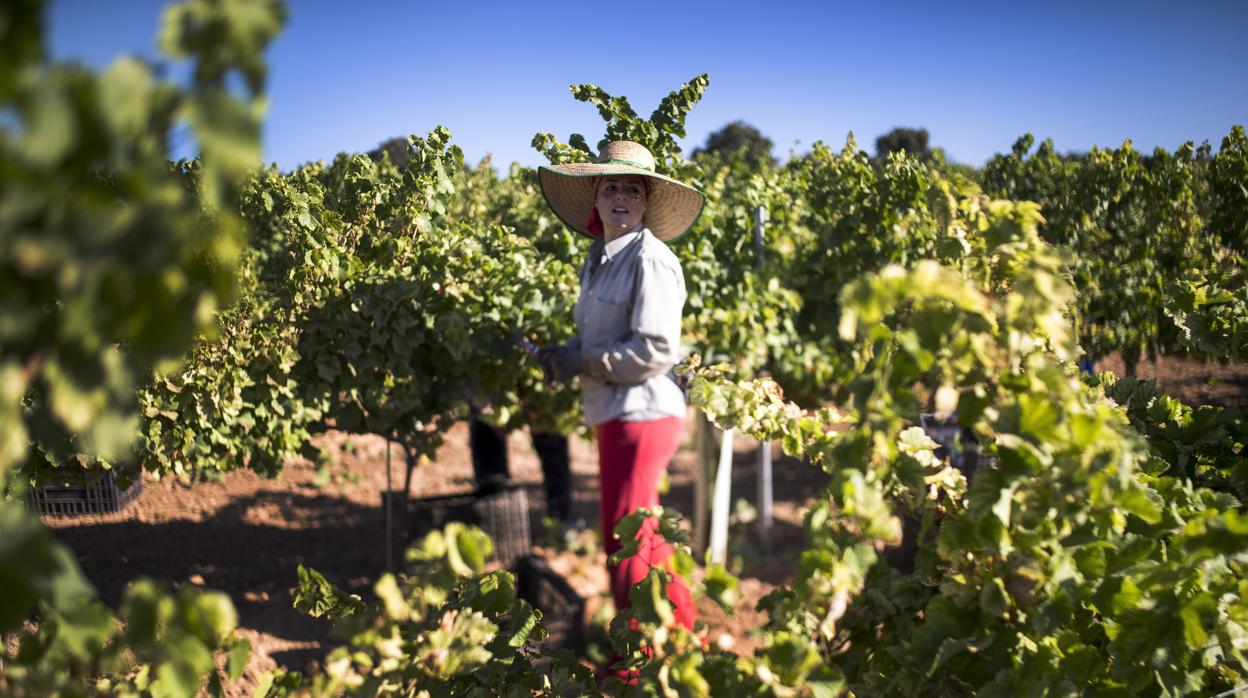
[515,554,585,650]
[409,485,532,569]
[31,470,143,517]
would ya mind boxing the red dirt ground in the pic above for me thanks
[43,355,1246,694]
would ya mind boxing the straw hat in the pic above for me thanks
[538,141,705,242]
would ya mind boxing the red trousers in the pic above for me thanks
[597,416,696,629]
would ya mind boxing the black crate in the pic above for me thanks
[885,415,998,573]
[409,485,531,568]
[920,413,994,477]
[31,470,143,517]
[515,554,585,650]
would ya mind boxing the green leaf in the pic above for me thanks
[227,636,251,680]
[452,525,492,575]
[188,589,238,646]
[20,81,75,165]
[373,573,408,621]
[1179,593,1216,648]
[760,632,823,686]
[703,563,740,614]
[504,598,542,648]
[979,577,1010,619]
[99,57,153,139]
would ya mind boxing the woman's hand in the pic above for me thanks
[537,344,582,383]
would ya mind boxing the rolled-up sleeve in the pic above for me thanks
[582,254,685,384]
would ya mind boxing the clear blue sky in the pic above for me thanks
[50,0,1248,171]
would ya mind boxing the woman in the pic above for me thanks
[536,140,703,630]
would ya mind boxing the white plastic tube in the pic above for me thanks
[709,428,734,565]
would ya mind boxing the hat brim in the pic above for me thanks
[538,163,705,243]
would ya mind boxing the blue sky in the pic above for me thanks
[50,0,1248,171]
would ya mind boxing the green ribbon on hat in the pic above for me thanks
[602,158,653,171]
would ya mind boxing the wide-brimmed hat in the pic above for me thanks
[538,141,705,242]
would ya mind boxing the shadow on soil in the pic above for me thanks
[49,477,613,671]
[50,489,393,671]
[49,440,831,671]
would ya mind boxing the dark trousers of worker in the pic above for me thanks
[597,416,696,629]
[469,418,572,520]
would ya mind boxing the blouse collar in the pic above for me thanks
[603,225,646,260]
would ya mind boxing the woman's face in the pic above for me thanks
[595,175,648,233]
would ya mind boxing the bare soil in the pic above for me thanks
[46,416,819,694]
[1095,354,1248,409]
[43,355,1246,694]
